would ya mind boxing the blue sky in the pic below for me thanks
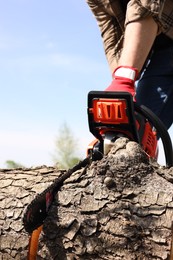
[0,1,172,168]
[0,0,111,168]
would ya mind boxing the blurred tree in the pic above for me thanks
[5,160,24,169]
[53,123,81,169]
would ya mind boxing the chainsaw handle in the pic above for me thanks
[135,103,173,167]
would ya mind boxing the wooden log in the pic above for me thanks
[1,137,173,259]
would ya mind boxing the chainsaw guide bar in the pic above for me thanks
[23,156,90,233]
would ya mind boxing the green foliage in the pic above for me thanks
[53,123,81,169]
[5,160,24,169]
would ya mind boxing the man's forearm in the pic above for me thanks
[119,17,158,72]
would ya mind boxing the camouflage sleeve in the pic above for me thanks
[125,0,166,30]
[86,0,125,73]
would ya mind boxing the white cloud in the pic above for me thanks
[0,51,108,77]
[45,41,55,49]
[0,130,54,167]
[49,52,107,73]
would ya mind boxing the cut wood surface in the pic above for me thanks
[1,137,173,259]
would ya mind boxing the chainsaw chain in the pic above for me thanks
[23,156,91,233]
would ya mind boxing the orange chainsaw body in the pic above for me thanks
[87,91,158,160]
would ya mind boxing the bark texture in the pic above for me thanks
[1,137,173,259]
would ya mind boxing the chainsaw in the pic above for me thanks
[23,91,173,259]
[87,91,173,166]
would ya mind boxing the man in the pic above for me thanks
[86,0,173,130]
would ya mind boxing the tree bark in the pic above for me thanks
[1,137,173,259]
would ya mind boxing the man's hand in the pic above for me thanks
[105,66,138,97]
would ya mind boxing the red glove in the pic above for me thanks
[105,66,138,97]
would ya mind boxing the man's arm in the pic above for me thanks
[86,0,160,96]
[119,16,158,72]
[105,16,158,95]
